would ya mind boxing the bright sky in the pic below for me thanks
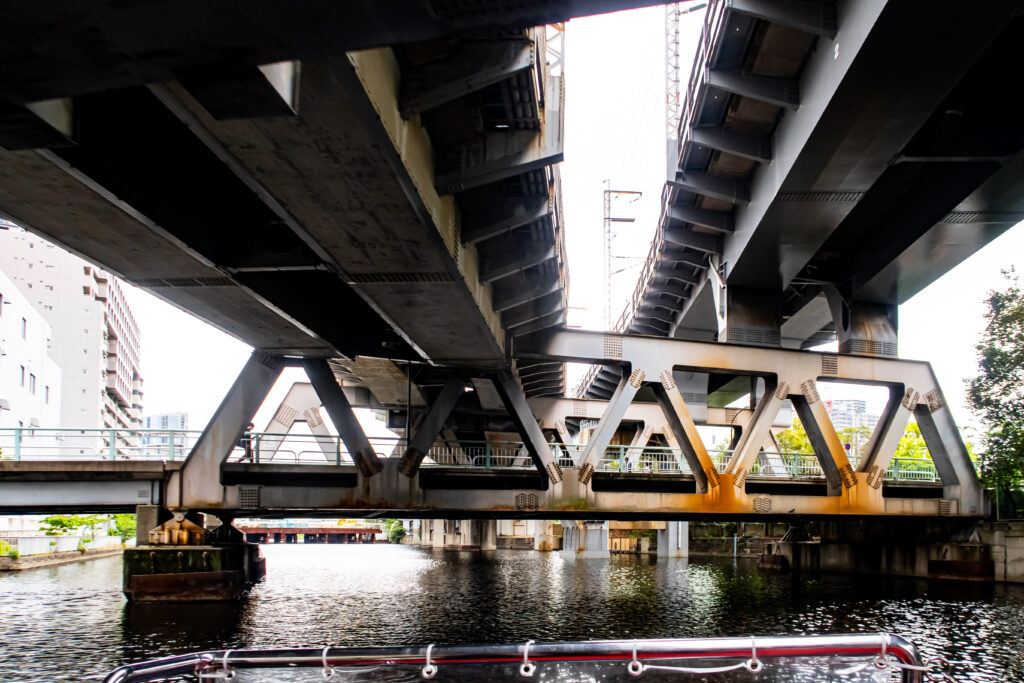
[123,6,1024,436]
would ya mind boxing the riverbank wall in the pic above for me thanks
[0,540,125,571]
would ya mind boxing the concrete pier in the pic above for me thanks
[123,508,265,601]
[533,520,559,551]
[457,520,497,551]
[767,519,996,580]
[657,522,689,558]
[561,521,609,558]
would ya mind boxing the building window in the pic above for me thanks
[19,366,25,386]
[45,386,50,404]
[29,374,35,394]
[0,291,3,315]
[20,317,26,338]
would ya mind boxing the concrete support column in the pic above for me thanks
[657,522,689,558]
[825,289,898,358]
[720,287,782,347]
[399,376,467,476]
[561,520,609,558]
[458,519,497,551]
[135,505,162,547]
[431,520,446,549]
[533,520,558,551]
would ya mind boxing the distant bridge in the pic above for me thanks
[238,526,381,544]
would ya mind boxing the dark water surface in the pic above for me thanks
[0,545,1022,681]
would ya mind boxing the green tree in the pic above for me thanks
[40,514,105,537]
[967,269,1024,489]
[112,514,136,542]
[775,418,812,453]
[384,519,407,544]
[894,421,928,460]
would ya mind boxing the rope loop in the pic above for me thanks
[520,639,536,678]
[421,644,437,679]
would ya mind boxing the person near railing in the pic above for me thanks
[238,423,255,462]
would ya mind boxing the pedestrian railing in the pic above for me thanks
[0,427,942,482]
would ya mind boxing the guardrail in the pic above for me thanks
[0,427,942,482]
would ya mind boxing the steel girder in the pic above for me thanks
[164,333,979,520]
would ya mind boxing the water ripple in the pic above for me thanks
[0,546,1021,681]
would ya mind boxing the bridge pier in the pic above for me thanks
[561,521,609,558]
[533,520,559,551]
[123,508,265,602]
[657,522,689,558]
[767,519,993,580]
[457,519,497,551]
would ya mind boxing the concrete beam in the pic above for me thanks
[491,371,562,486]
[398,375,467,477]
[400,39,534,117]
[663,225,722,254]
[492,270,561,312]
[727,0,838,39]
[669,171,750,206]
[506,309,565,337]
[651,376,717,493]
[649,279,691,300]
[915,398,984,515]
[434,74,563,194]
[176,61,299,120]
[0,98,74,150]
[669,203,735,233]
[502,291,564,329]
[576,370,645,484]
[688,126,772,163]
[171,351,284,508]
[791,384,855,496]
[479,243,556,282]
[305,359,382,477]
[461,195,551,245]
[705,68,799,110]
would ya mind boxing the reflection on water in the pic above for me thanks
[0,545,1021,681]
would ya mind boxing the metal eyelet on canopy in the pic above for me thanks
[745,636,762,673]
[199,649,237,680]
[627,640,643,676]
[421,643,437,679]
[874,632,890,669]
[520,639,536,678]
[322,646,335,679]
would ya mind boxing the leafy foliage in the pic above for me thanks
[40,514,105,536]
[113,514,136,542]
[967,269,1024,489]
[384,519,407,544]
[894,421,928,460]
[775,418,812,454]
[776,417,938,463]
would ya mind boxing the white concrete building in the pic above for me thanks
[142,412,190,459]
[0,220,142,433]
[0,267,61,431]
[828,399,878,431]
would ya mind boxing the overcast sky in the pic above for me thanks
[123,5,1024,436]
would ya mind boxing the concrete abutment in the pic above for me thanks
[123,506,265,602]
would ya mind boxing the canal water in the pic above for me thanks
[0,545,1021,681]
